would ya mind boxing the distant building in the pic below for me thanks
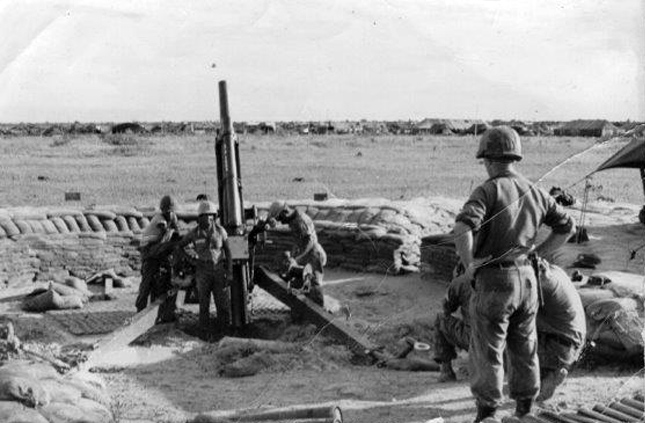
[554,120,621,137]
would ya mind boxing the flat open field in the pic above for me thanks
[1,132,643,423]
[0,133,641,207]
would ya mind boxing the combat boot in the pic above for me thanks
[474,404,497,423]
[537,368,568,402]
[515,399,533,417]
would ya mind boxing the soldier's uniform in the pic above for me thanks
[135,200,179,323]
[535,260,586,401]
[455,126,575,421]
[275,205,327,307]
[433,261,585,400]
[182,221,231,330]
[433,273,472,365]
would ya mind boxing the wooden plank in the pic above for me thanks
[81,290,185,370]
[578,408,624,423]
[620,398,645,413]
[253,266,382,359]
[592,405,639,423]
[608,402,644,420]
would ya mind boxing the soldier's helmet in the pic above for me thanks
[476,126,522,161]
[197,201,218,216]
[267,201,287,220]
[159,195,178,212]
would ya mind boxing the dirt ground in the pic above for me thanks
[3,200,644,423]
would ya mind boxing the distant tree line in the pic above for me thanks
[0,118,642,138]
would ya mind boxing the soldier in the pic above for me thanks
[433,260,586,402]
[179,201,233,332]
[135,194,181,324]
[453,126,576,422]
[534,259,586,401]
[268,201,327,307]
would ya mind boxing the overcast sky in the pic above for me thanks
[0,0,643,123]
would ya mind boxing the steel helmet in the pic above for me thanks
[476,126,522,161]
[267,201,287,220]
[197,201,218,216]
[159,195,178,212]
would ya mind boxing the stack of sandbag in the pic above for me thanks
[576,271,644,360]
[419,233,458,280]
[0,360,112,423]
[22,279,91,312]
[255,223,420,274]
[253,198,458,274]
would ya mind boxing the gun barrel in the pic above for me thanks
[217,80,244,232]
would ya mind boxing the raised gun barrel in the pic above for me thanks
[216,80,251,330]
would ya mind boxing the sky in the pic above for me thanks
[0,0,643,123]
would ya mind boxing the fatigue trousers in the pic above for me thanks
[469,265,539,408]
[537,333,582,374]
[195,261,231,331]
[135,241,177,322]
[298,243,327,307]
[433,314,471,363]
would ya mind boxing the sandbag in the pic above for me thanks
[0,360,60,381]
[587,298,644,355]
[73,214,91,232]
[13,220,32,234]
[40,220,59,234]
[39,380,81,405]
[49,282,89,302]
[101,219,119,232]
[0,400,49,423]
[40,400,112,423]
[85,214,104,232]
[0,219,20,237]
[22,289,60,312]
[61,215,81,232]
[49,217,69,234]
[27,220,45,234]
[0,376,50,407]
[114,215,129,232]
[55,295,84,310]
[127,216,141,233]
[63,276,90,295]
[84,210,117,220]
[138,216,150,228]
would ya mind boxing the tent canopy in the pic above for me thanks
[595,138,645,172]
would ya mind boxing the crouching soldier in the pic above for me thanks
[135,195,181,324]
[268,201,327,307]
[178,201,233,333]
[433,259,586,402]
[534,258,586,401]
[433,271,472,382]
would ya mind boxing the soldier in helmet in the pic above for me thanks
[267,201,327,307]
[136,194,181,323]
[453,126,576,422]
[178,201,233,332]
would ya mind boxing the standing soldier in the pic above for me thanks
[268,201,327,307]
[179,201,233,333]
[135,194,181,324]
[453,126,576,422]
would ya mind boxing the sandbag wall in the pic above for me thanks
[419,234,459,280]
[253,199,458,275]
[0,207,154,289]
